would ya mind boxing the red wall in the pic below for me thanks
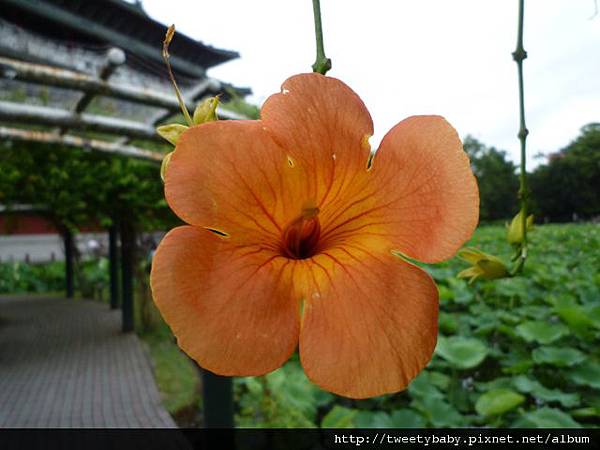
[0,213,58,235]
[0,213,101,235]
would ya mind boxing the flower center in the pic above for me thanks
[281,203,321,259]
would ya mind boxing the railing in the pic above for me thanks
[0,52,243,160]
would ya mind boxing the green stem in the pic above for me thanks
[162,25,193,126]
[511,0,529,275]
[311,0,332,75]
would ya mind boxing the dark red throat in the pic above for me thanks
[282,210,321,259]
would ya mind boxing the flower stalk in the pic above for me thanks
[457,0,532,284]
[311,0,332,75]
[162,25,193,126]
[511,0,529,275]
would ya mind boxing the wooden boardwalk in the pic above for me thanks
[0,295,175,428]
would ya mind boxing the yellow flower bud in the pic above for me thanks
[156,123,188,146]
[457,247,509,284]
[193,96,220,125]
[160,151,173,182]
[156,97,218,182]
[507,210,534,245]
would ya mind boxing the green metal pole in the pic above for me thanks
[202,368,234,428]
[109,224,120,309]
[64,229,74,298]
[120,221,134,332]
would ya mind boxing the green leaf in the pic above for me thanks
[446,277,475,304]
[555,305,594,334]
[390,409,426,428]
[511,408,581,428]
[412,396,467,427]
[570,407,600,418]
[156,123,188,145]
[532,346,585,367]
[265,361,328,424]
[512,375,580,408]
[500,351,534,375]
[408,371,444,399]
[428,371,451,390]
[475,389,525,416]
[437,284,454,301]
[243,377,263,396]
[569,360,600,389]
[439,312,458,334]
[435,336,488,369]
[515,321,569,344]
[477,377,513,391]
[242,360,330,427]
[321,406,357,428]
[355,411,393,428]
[588,305,600,330]
[515,305,550,320]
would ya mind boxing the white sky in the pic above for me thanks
[140,0,599,168]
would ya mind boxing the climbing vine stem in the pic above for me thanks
[162,25,193,126]
[511,0,529,275]
[311,0,332,75]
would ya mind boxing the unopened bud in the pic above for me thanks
[160,151,173,182]
[457,247,509,284]
[193,96,220,125]
[507,210,534,245]
[156,123,188,146]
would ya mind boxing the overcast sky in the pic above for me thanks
[141,0,599,168]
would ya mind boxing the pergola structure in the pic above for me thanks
[0,0,246,160]
[0,0,241,427]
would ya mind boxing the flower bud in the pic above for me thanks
[160,151,173,182]
[507,210,534,245]
[156,97,219,183]
[457,247,509,284]
[156,123,188,146]
[193,96,220,125]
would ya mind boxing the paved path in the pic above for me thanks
[0,295,175,427]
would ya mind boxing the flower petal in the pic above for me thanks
[261,73,374,208]
[298,244,438,398]
[150,226,299,376]
[371,115,479,263]
[165,120,309,247]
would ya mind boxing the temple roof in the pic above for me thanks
[1,0,238,77]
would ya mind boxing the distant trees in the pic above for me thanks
[462,124,600,223]
[463,136,520,222]
[529,123,600,222]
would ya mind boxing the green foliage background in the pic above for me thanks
[0,140,176,232]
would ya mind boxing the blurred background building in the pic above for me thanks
[0,0,247,263]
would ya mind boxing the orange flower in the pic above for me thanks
[150,73,479,398]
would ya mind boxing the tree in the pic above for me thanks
[529,123,600,222]
[463,136,520,221]
[0,140,175,232]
